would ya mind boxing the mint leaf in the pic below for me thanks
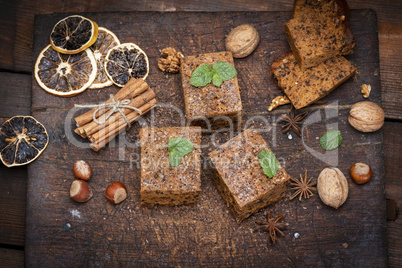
[258,150,279,178]
[169,151,182,167]
[190,64,213,87]
[168,137,194,167]
[212,61,237,81]
[320,130,343,151]
[212,73,223,87]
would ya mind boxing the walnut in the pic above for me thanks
[158,47,183,73]
[361,84,371,98]
[268,95,290,111]
[317,167,348,209]
[225,24,260,58]
[348,101,385,132]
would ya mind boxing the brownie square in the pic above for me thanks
[180,51,242,128]
[140,127,202,206]
[208,128,290,221]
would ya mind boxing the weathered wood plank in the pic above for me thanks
[0,161,27,247]
[0,73,31,117]
[378,23,402,120]
[0,248,24,268]
[384,122,402,268]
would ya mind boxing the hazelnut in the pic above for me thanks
[73,160,92,181]
[350,163,372,184]
[70,180,93,203]
[105,182,127,204]
[348,101,385,132]
[225,24,260,58]
[317,167,348,209]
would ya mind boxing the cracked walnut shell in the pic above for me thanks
[317,167,348,209]
[158,47,183,73]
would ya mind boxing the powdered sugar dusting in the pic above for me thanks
[70,209,81,218]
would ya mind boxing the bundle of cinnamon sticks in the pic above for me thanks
[74,78,157,151]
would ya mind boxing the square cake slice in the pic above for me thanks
[285,0,356,69]
[180,51,242,124]
[208,128,290,222]
[140,127,202,206]
[271,51,355,109]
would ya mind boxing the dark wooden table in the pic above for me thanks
[0,1,401,267]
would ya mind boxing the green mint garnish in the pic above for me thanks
[258,150,279,178]
[189,64,213,87]
[190,61,237,88]
[168,137,194,167]
[169,151,182,167]
[212,61,237,81]
[320,130,343,151]
[212,73,223,87]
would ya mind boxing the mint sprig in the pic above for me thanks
[320,130,343,151]
[190,61,237,87]
[258,150,279,178]
[168,137,194,167]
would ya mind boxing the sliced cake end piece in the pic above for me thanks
[270,51,356,109]
[285,0,356,69]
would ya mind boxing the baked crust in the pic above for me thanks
[208,129,290,222]
[271,51,356,109]
[285,0,356,69]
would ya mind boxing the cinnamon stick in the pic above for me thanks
[90,98,157,143]
[74,78,148,127]
[77,88,155,138]
[89,98,157,151]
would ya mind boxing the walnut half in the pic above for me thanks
[158,47,183,73]
[361,84,371,98]
[268,95,291,111]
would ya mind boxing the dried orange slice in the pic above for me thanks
[50,15,98,54]
[89,27,120,89]
[34,44,97,97]
[0,116,49,167]
[104,43,149,87]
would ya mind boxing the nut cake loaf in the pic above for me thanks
[140,127,201,206]
[208,128,290,222]
[285,0,356,69]
[271,51,356,109]
[180,51,242,129]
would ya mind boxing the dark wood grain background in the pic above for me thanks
[0,1,401,267]
[24,9,384,267]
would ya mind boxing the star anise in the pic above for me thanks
[278,106,308,137]
[289,170,317,201]
[255,211,288,244]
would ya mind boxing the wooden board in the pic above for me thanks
[26,10,387,266]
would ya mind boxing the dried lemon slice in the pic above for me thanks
[89,27,120,89]
[104,43,149,87]
[0,116,49,167]
[34,44,97,97]
[50,15,98,54]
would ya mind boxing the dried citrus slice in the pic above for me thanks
[0,116,49,167]
[50,15,98,54]
[34,44,97,97]
[104,43,149,87]
[89,27,120,89]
